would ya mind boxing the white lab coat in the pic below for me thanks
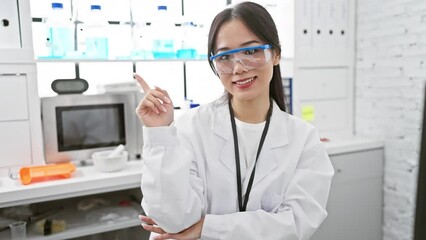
[141,99,334,240]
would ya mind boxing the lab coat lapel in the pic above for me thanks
[212,101,290,181]
[249,102,289,187]
[212,101,236,176]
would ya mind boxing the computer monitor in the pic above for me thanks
[414,90,426,240]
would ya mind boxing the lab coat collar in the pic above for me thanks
[212,100,289,186]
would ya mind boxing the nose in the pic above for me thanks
[232,59,248,75]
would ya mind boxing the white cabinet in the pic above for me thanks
[312,139,384,240]
[0,0,21,49]
[0,68,44,173]
[300,100,349,131]
[0,75,29,121]
[0,122,32,168]
[0,0,44,174]
[0,0,34,63]
[294,0,356,138]
[297,68,348,100]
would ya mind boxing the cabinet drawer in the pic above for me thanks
[0,75,28,121]
[299,99,348,131]
[297,68,348,100]
[0,0,21,49]
[0,121,32,168]
[330,148,384,184]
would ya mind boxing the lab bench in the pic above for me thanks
[0,138,384,240]
[0,161,148,239]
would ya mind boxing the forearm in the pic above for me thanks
[201,206,325,240]
[141,126,203,233]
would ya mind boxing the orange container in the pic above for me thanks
[19,162,76,185]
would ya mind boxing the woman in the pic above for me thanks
[135,1,334,239]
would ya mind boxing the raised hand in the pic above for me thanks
[134,73,174,127]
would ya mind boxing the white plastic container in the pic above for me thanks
[150,5,176,59]
[195,23,208,59]
[177,21,197,59]
[46,2,74,58]
[132,22,154,59]
[84,4,109,59]
[91,150,128,172]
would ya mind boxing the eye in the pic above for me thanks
[244,48,258,55]
[218,54,231,61]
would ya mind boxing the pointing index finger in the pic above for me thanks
[134,73,150,93]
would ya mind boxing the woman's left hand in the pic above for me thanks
[139,215,204,240]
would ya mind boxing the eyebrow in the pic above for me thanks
[216,40,261,53]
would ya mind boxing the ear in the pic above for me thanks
[272,51,281,66]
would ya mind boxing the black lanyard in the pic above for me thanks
[229,99,273,212]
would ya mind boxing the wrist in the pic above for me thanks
[198,216,205,238]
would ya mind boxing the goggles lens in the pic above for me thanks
[210,44,272,74]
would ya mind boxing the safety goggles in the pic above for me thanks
[209,44,272,74]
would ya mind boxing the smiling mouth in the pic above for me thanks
[234,77,255,85]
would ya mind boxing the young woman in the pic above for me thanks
[135,2,334,239]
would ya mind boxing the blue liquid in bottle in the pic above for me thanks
[151,5,176,59]
[84,5,109,59]
[177,49,196,59]
[46,2,74,58]
[152,39,175,59]
[49,27,74,58]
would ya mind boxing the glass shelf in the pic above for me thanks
[35,58,208,63]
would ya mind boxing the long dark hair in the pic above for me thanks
[207,1,287,112]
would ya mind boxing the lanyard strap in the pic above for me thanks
[229,99,273,212]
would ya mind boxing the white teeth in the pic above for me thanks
[235,77,254,85]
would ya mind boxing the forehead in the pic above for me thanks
[215,18,262,50]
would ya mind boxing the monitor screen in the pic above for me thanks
[414,91,426,240]
[56,103,126,151]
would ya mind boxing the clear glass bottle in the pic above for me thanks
[132,22,154,59]
[84,4,109,59]
[46,2,74,58]
[150,5,176,59]
[195,23,208,59]
[177,21,197,59]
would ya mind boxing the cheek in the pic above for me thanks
[219,75,231,87]
[258,64,274,83]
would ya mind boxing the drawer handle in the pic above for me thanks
[1,19,9,27]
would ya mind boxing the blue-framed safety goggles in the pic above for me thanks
[210,44,272,74]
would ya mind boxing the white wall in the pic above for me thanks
[356,1,426,239]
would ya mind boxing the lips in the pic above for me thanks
[232,77,256,89]
[233,77,255,85]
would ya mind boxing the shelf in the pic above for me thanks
[35,58,207,63]
[34,57,295,63]
[0,160,143,208]
[29,218,141,240]
[0,216,141,240]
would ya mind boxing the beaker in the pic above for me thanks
[9,221,27,239]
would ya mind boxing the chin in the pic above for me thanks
[231,93,259,102]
